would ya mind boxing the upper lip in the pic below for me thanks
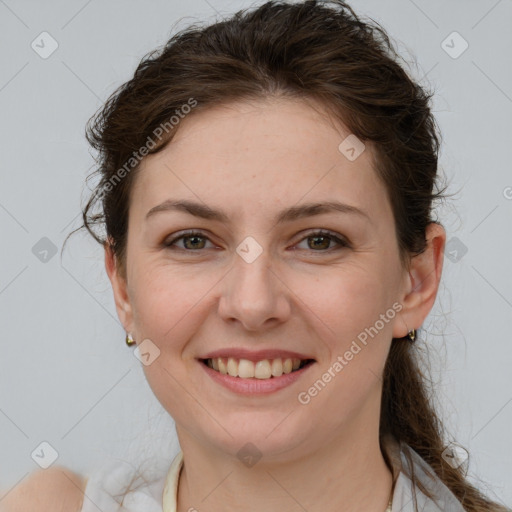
[200,348,316,362]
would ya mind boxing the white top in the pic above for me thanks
[80,436,465,512]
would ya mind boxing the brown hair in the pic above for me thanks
[65,1,508,510]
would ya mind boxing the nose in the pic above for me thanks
[217,246,291,332]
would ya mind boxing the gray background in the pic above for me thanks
[0,0,511,506]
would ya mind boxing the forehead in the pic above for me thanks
[131,97,390,226]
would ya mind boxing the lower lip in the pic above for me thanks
[199,360,315,395]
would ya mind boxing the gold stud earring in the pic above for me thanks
[126,332,136,347]
[407,329,416,342]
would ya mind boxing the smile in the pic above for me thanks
[202,357,314,379]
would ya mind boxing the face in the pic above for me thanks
[108,97,416,461]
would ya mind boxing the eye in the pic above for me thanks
[294,229,350,252]
[163,229,349,253]
[163,230,215,251]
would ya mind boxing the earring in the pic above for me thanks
[126,332,136,347]
[407,329,416,342]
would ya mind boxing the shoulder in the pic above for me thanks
[0,465,87,512]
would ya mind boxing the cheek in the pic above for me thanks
[131,266,204,417]
[295,269,394,427]
[297,264,396,352]
[129,263,211,341]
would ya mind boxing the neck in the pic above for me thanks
[174,409,394,512]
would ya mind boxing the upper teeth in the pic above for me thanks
[206,357,302,379]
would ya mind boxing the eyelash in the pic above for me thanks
[162,229,350,254]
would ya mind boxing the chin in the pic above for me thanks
[198,415,314,462]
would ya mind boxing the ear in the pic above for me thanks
[392,222,446,338]
[104,238,134,334]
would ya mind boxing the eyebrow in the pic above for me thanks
[145,199,371,225]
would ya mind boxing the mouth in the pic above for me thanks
[200,357,316,380]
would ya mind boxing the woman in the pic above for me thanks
[3,1,508,511]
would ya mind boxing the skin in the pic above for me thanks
[105,96,446,512]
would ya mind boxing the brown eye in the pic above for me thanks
[295,230,349,252]
[163,229,349,253]
[163,231,212,250]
